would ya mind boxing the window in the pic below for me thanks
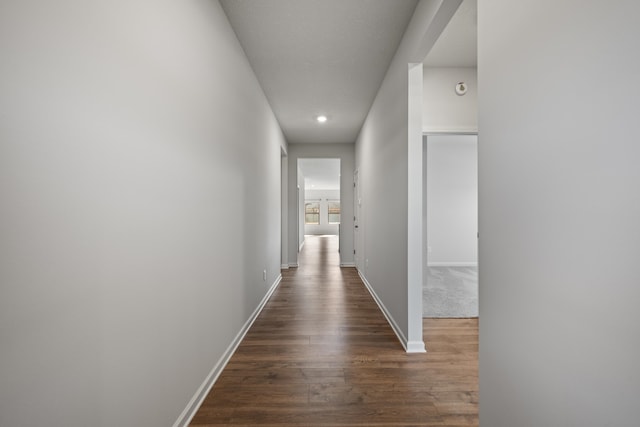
[328,200,340,224]
[305,201,320,225]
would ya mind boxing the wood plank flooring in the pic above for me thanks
[190,235,478,426]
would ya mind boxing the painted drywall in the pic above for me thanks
[479,1,640,426]
[422,67,477,132]
[287,144,355,267]
[281,151,289,268]
[304,189,341,236]
[0,1,285,426]
[424,134,477,266]
[355,0,461,351]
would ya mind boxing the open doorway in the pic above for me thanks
[420,0,477,319]
[297,158,341,265]
[423,134,478,317]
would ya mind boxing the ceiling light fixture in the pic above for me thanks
[316,115,328,123]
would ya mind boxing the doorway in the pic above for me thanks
[297,158,341,266]
[423,134,478,317]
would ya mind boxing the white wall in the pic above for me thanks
[304,189,341,236]
[422,67,477,133]
[0,1,285,426]
[281,151,289,268]
[424,134,477,266]
[355,0,461,351]
[287,144,355,267]
[479,1,640,426]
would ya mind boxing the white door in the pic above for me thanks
[353,169,363,271]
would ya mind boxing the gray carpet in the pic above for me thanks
[423,266,478,318]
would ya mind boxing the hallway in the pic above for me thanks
[190,235,478,426]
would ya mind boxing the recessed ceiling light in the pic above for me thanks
[316,115,328,123]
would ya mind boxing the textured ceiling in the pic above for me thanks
[220,0,419,144]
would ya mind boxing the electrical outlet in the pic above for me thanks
[263,269,267,281]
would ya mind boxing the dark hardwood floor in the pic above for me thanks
[190,235,478,426]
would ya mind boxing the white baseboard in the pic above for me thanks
[340,262,356,267]
[406,340,427,353]
[288,263,298,268]
[280,264,289,270]
[427,262,478,267]
[173,274,282,427]
[357,270,409,352]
